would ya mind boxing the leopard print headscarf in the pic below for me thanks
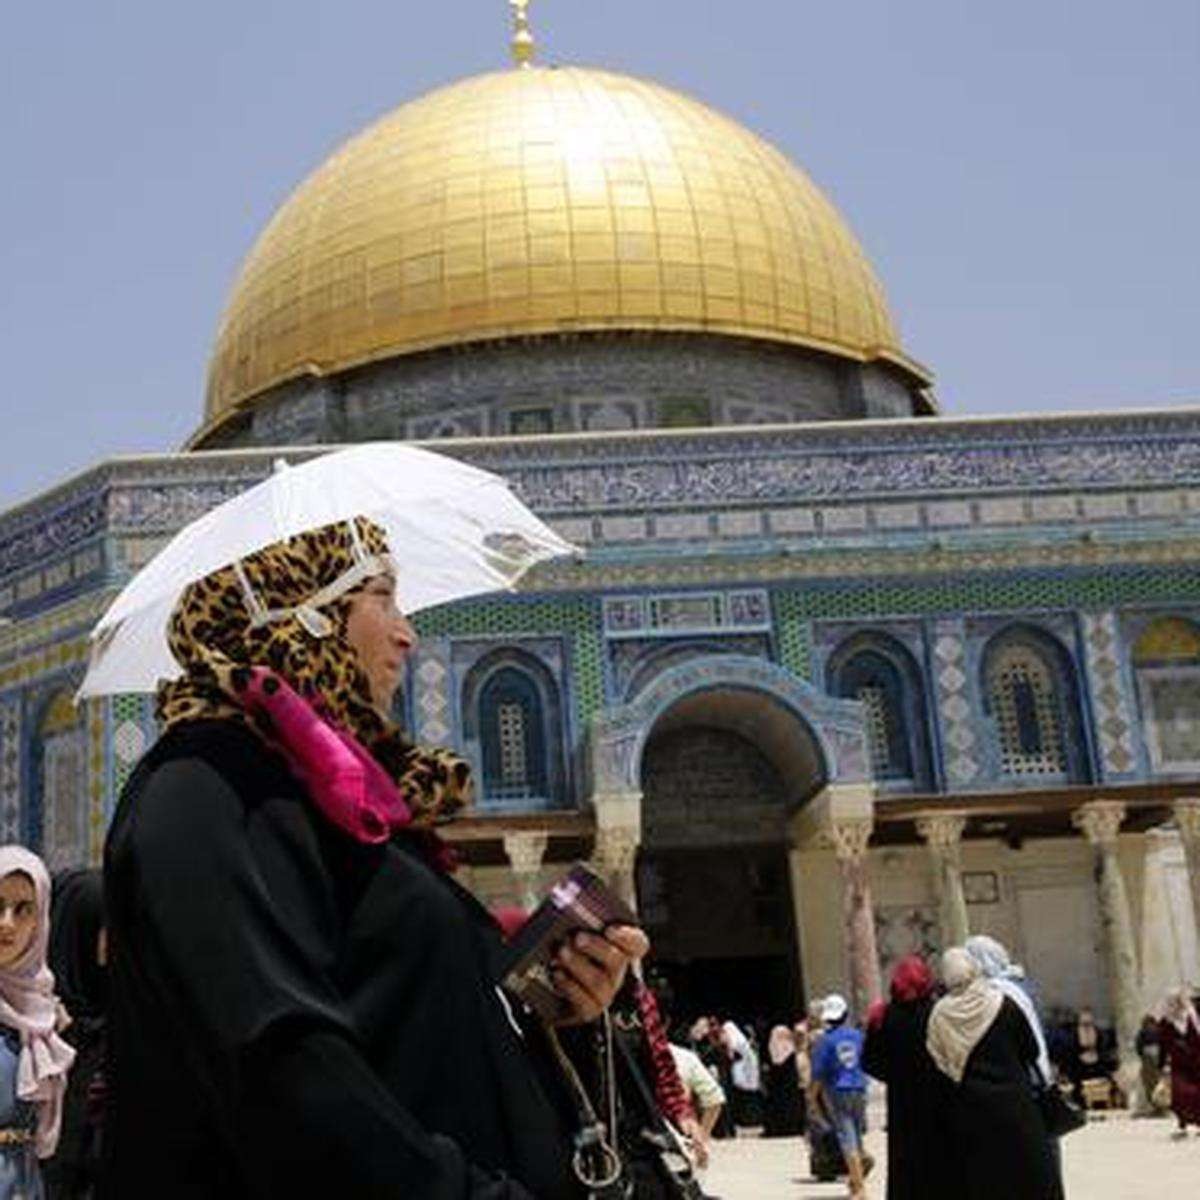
[157,516,471,826]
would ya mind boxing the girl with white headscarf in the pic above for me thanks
[927,949,1063,1200]
[0,845,76,1199]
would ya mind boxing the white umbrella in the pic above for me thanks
[80,443,577,697]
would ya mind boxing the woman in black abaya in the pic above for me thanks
[43,870,106,1200]
[761,1026,804,1137]
[862,955,950,1200]
[101,518,645,1200]
[926,949,1062,1200]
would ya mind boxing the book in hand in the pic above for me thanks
[497,863,640,1023]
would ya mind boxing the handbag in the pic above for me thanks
[1037,1084,1086,1137]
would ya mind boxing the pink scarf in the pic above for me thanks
[242,669,416,844]
[0,846,75,1158]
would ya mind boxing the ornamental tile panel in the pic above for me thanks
[821,506,868,533]
[599,516,648,542]
[1080,610,1138,777]
[716,511,763,538]
[927,501,972,528]
[932,618,980,785]
[769,508,816,534]
[1082,494,1131,521]
[978,497,1026,526]
[872,503,922,530]
[1135,491,1184,517]
[1030,495,1078,522]
[0,698,19,842]
[412,642,452,745]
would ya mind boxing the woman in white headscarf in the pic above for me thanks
[927,949,1062,1200]
[965,935,1052,1085]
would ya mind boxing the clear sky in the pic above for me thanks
[2,1,1197,511]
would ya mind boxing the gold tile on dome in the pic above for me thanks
[205,65,913,423]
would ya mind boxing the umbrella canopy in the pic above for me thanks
[80,443,576,697]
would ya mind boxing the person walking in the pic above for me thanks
[863,955,951,1200]
[101,517,645,1199]
[43,869,107,1200]
[1135,1015,1164,1116]
[810,994,868,1200]
[761,1026,803,1137]
[667,1041,725,1167]
[0,846,76,1200]
[927,948,1062,1200]
[1157,987,1200,1138]
[720,1019,761,1130]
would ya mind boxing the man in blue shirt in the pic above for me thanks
[811,993,868,1200]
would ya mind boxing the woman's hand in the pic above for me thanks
[551,924,649,1025]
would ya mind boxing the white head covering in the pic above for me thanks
[822,993,849,1024]
[926,947,1003,1084]
[767,1024,796,1066]
[965,934,1052,1085]
[0,846,76,1158]
[1163,987,1200,1036]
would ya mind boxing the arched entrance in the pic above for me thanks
[635,685,827,1026]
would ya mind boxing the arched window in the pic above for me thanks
[36,690,87,870]
[828,634,932,788]
[982,629,1088,782]
[462,651,566,810]
[1132,616,1200,772]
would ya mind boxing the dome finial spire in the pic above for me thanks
[509,0,536,68]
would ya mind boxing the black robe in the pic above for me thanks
[862,996,951,1200]
[101,720,581,1199]
[761,1056,803,1137]
[946,997,1064,1200]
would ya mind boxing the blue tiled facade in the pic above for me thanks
[0,408,1199,864]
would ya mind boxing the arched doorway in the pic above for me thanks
[635,686,826,1027]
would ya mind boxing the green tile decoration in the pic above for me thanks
[772,565,1200,624]
[415,595,606,725]
[773,590,813,679]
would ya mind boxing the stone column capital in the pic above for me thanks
[916,813,968,853]
[502,830,549,876]
[593,825,639,875]
[1073,800,1127,847]
[829,817,873,864]
[1173,798,1200,843]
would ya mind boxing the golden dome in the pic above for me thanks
[204,66,928,430]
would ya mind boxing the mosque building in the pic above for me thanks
[1,9,1198,1072]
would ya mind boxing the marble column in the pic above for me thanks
[916,813,971,949]
[830,817,882,1018]
[592,824,640,913]
[1072,800,1141,1096]
[1173,798,1200,940]
[502,831,548,911]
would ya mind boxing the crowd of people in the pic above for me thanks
[651,938,1200,1200]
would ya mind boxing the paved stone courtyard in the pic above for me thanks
[701,1110,1200,1198]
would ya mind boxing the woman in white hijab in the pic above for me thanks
[965,935,1053,1085]
[926,949,1062,1200]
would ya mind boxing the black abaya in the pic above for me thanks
[102,720,581,1200]
[863,996,951,1200]
[945,998,1064,1200]
[761,1057,804,1137]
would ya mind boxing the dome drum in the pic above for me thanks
[193,331,931,450]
